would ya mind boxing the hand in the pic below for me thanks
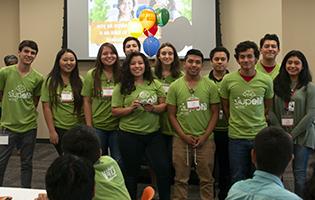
[142,103,155,112]
[193,134,209,148]
[34,193,48,200]
[180,134,198,146]
[131,99,141,110]
[49,131,59,145]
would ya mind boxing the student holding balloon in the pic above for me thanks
[112,52,170,200]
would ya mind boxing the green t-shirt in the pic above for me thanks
[81,68,119,131]
[112,80,165,134]
[167,76,220,137]
[41,78,83,130]
[220,71,274,139]
[256,62,280,80]
[155,72,183,135]
[94,156,131,200]
[0,65,43,132]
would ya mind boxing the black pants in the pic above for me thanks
[119,130,170,200]
[213,130,230,200]
[54,127,67,155]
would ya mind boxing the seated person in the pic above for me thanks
[226,126,301,200]
[46,154,95,200]
[61,125,131,200]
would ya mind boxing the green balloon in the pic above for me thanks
[156,8,170,27]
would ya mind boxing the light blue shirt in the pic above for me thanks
[226,170,302,200]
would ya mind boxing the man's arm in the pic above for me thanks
[168,104,196,145]
[221,98,230,119]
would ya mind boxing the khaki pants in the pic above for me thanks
[172,136,215,200]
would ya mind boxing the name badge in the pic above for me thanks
[0,134,9,145]
[187,98,200,109]
[281,115,294,127]
[288,101,295,112]
[219,109,224,120]
[102,88,113,97]
[61,92,73,102]
[162,84,170,94]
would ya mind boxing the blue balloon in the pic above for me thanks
[136,5,154,18]
[143,36,160,57]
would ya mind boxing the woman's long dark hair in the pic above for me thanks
[274,50,312,101]
[93,43,120,97]
[120,52,153,95]
[154,42,181,79]
[46,49,83,117]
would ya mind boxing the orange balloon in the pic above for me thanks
[139,9,156,30]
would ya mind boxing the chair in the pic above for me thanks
[141,186,155,200]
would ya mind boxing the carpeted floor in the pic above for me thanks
[2,142,314,199]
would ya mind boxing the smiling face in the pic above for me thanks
[237,48,257,72]
[124,40,140,55]
[211,51,228,73]
[260,40,280,61]
[158,46,174,66]
[184,54,203,78]
[130,55,145,80]
[18,47,37,66]
[285,56,303,79]
[59,52,76,74]
[101,46,117,66]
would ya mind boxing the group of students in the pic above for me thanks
[0,33,314,200]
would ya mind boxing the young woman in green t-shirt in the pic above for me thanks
[112,52,170,200]
[82,43,122,166]
[42,49,83,155]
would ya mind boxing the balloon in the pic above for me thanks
[155,8,169,27]
[139,9,156,30]
[127,18,143,38]
[143,24,158,37]
[136,5,154,18]
[143,36,160,57]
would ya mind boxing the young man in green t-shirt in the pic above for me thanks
[220,41,273,185]
[0,40,43,188]
[167,49,220,200]
[256,34,281,79]
[208,46,230,200]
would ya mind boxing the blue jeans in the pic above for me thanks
[0,128,37,188]
[94,128,123,168]
[229,139,255,185]
[293,144,312,197]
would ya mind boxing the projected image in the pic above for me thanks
[88,0,192,57]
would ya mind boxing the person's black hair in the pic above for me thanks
[93,42,120,97]
[45,154,95,200]
[254,126,293,176]
[120,52,153,95]
[18,40,38,54]
[3,55,18,66]
[234,41,260,60]
[260,33,280,49]
[46,49,83,117]
[154,42,181,79]
[209,46,230,61]
[274,50,312,101]
[184,49,204,62]
[304,162,315,200]
[62,125,101,164]
[122,36,141,53]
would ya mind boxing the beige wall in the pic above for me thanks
[0,0,314,138]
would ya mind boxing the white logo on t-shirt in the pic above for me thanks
[101,165,117,181]
[8,84,32,102]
